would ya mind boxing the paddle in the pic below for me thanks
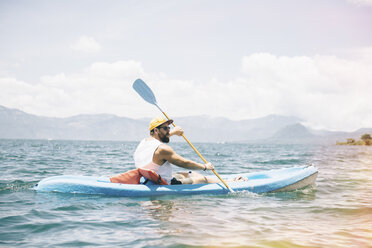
[133,78,234,193]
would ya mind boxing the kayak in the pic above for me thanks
[34,165,318,197]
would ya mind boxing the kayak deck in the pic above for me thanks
[34,165,318,197]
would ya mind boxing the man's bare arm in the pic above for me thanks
[156,145,213,170]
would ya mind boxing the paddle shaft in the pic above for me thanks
[156,105,234,192]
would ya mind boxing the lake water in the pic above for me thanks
[0,139,371,247]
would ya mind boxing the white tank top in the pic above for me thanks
[133,138,173,184]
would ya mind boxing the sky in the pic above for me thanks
[0,0,372,131]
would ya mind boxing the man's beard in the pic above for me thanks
[159,133,170,143]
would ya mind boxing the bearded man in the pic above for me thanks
[133,117,215,185]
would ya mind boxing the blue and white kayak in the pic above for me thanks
[34,165,318,197]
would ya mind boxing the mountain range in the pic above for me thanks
[1,105,371,144]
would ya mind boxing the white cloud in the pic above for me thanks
[0,60,149,117]
[1,49,372,131]
[71,36,102,53]
[155,51,372,131]
[237,52,372,130]
[347,0,372,6]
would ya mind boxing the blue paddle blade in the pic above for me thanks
[133,79,157,105]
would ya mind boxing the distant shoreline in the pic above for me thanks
[336,134,371,146]
[336,142,371,146]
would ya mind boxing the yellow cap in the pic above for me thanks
[149,117,173,130]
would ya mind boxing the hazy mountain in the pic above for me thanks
[268,124,372,144]
[0,105,147,141]
[172,114,301,142]
[0,105,371,144]
[269,123,316,143]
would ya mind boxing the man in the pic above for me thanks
[134,117,217,185]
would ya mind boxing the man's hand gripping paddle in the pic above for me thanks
[133,78,234,193]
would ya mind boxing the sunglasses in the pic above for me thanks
[157,125,170,131]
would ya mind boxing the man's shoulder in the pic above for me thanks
[157,144,174,154]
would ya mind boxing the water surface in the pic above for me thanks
[0,140,371,247]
